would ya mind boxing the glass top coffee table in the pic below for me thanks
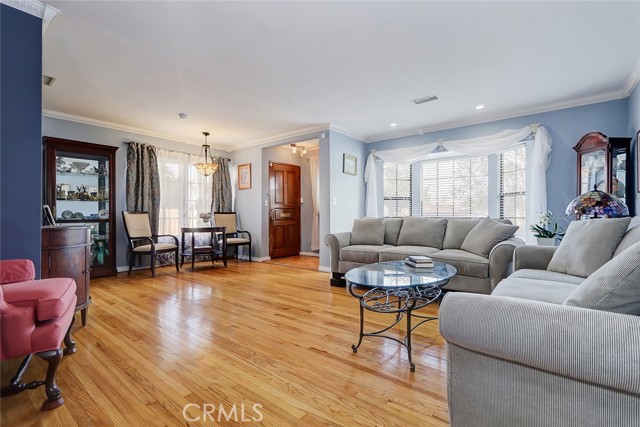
[345,260,457,371]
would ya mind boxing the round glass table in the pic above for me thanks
[345,260,457,371]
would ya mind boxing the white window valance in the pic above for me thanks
[364,125,553,243]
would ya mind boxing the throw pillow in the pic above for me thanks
[442,218,482,249]
[547,217,631,278]
[350,218,385,246]
[383,217,404,245]
[564,241,640,315]
[396,217,447,248]
[460,217,519,258]
[613,216,640,257]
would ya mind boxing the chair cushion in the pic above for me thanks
[442,218,482,249]
[492,277,578,304]
[383,218,404,245]
[226,237,250,245]
[340,245,389,264]
[351,218,385,246]
[123,212,152,238]
[547,217,631,278]
[613,216,640,257]
[397,217,447,249]
[460,217,518,258]
[429,249,489,278]
[564,241,640,315]
[133,243,177,252]
[0,259,35,284]
[1,278,77,321]
[509,269,585,285]
[378,245,440,262]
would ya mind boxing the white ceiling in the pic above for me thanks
[42,1,640,151]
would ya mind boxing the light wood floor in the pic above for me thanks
[263,255,320,270]
[1,260,449,427]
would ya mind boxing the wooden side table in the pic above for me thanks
[180,226,227,271]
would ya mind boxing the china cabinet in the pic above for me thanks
[43,137,118,277]
[573,132,634,216]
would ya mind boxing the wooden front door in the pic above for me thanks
[269,162,301,258]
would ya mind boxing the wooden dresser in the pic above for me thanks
[41,225,91,326]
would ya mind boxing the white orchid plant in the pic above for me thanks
[530,211,567,239]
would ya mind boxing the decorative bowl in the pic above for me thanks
[70,162,90,173]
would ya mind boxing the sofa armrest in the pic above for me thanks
[488,237,524,290]
[439,292,640,395]
[324,232,352,273]
[513,245,557,271]
[0,259,36,285]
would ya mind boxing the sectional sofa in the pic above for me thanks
[324,216,523,293]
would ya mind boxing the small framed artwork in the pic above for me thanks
[343,153,357,176]
[238,163,252,190]
[43,204,56,226]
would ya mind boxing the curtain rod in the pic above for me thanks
[123,141,230,161]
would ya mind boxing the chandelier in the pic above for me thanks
[291,143,307,157]
[194,131,218,176]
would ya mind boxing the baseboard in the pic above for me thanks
[318,265,331,273]
[249,256,271,262]
[300,252,320,257]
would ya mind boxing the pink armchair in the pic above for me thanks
[0,259,77,410]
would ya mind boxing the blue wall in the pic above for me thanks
[628,84,640,215]
[0,5,42,272]
[369,99,630,218]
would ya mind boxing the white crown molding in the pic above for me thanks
[43,109,233,152]
[364,90,625,143]
[1,0,44,18]
[623,59,640,96]
[329,124,366,142]
[229,124,331,152]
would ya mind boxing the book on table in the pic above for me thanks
[404,256,434,268]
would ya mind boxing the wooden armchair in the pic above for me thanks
[122,211,179,277]
[213,212,252,261]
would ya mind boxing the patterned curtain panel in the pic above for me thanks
[211,158,232,212]
[126,142,161,235]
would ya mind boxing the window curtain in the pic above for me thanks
[310,156,320,251]
[364,125,553,243]
[126,142,160,235]
[211,157,232,212]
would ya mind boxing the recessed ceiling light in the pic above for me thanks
[178,112,188,119]
[476,105,485,110]
[390,123,398,127]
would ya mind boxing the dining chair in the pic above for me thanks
[122,211,179,277]
[213,212,252,261]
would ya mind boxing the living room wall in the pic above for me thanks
[0,5,42,273]
[42,116,229,270]
[368,99,630,220]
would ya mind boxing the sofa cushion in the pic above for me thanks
[0,259,36,285]
[383,217,404,245]
[460,217,518,258]
[442,218,482,249]
[1,277,77,321]
[397,217,447,249]
[350,218,385,246]
[429,249,489,278]
[340,245,390,264]
[564,241,640,315]
[613,216,640,257]
[509,269,585,285]
[379,245,440,262]
[547,217,631,278]
[492,277,578,304]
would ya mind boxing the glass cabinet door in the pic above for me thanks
[579,149,607,194]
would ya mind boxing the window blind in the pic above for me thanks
[383,163,412,217]
[421,156,488,217]
[499,144,527,233]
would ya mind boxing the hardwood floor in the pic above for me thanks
[263,255,320,270]
[1,260,449,427]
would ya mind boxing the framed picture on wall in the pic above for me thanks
[238,163,252,190]
[343,153,357,176]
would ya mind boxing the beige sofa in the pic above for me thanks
[440,217,640,426]
[324,217,524,293]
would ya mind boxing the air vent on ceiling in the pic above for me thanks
[42,75,56,86]
[412,94,439,104]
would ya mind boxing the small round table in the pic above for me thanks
[345,260,457,371]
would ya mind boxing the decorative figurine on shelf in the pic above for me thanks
[77,185,90,201]
[56,184,67,200]
[93,237,109,265]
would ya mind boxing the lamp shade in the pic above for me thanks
[565,185,629,218]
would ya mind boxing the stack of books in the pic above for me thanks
[404,255,434,268]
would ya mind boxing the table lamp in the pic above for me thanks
[565,185,629,219]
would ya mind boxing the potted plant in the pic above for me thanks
[530,211,567,246]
